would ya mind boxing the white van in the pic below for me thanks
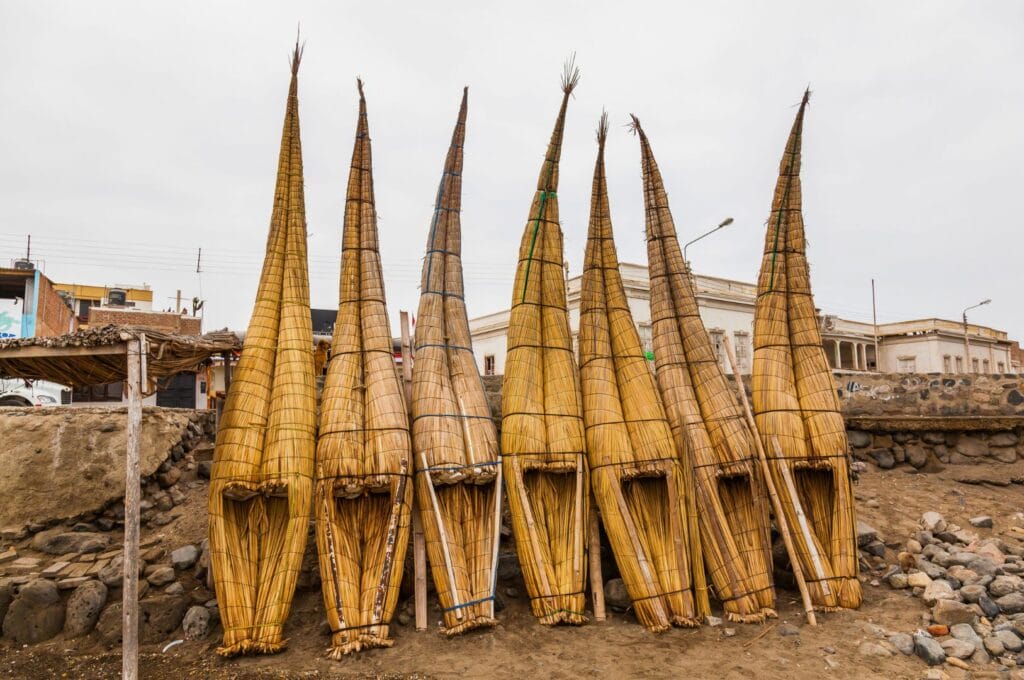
[0,378,69,406]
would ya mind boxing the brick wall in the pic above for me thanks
[88,308,202,335]
[34,276,77,337]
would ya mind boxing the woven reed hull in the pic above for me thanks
[411,88,501,635]
[209,48,315,656]
[315,82,415,657]
[315,481,412,657]
[751,92,861,610]
[631,118,775,622]
[502,70,590,625]
[579,119,704,630]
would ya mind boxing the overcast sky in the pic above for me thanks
[1,1,1021,341]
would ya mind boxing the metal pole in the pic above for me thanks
[871,279,879,371]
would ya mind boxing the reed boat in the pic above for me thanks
[501,61,589,625]
[411,88,502,636]
[315,81,414,657]
[579,114,707,631]
[751,91,861,611]
[208,43,316,656]
[631,116,776,623]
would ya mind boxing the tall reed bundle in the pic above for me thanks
[411,88,502,636]
[502,60,589,626]
[579,114,706,631]
[631,116,776,624]
[751,91,861,610]
[315,81,414,657]
[208,43,316,657]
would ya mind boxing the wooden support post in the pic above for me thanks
[588,504,606,622]
[123,334,146,680]
[721,335,816,626]
[400,311,428,631]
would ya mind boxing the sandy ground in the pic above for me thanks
[2,463,1022,679]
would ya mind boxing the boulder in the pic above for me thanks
[960,584,986,603]
[984,635,1005,656]
[949,623,982,649]
[170,545,199,571]
[157,467,181,489]
[1,578,65,644]
[990,432,1019,447]
[921,512,946,533]
[996,592,1024,614]
[940,638,976,659]
[857,521,879,548]
[182,605,210,639]
[923,580,956,606]
[64,580,108,637]
[905,443,929,469]
[857,641,892,658]
[870,449,895,469]
[99,555,144,587]
[914,633,946,665]
[96,596,188,645]
[146,566,175,587]
[979,594,1001,618]
[848,430,872,448]
[0,408,195,531]
[932,599,978,626]
[29,529,108,555]
[908,572,933,588]
[970,516,994,529]
[990,575,1024,598]
[955,435,989,457]
[888,632,915,655]
[604,578,630,612]
[997,628,1023,652]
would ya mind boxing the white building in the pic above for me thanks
[467,263,1015,376]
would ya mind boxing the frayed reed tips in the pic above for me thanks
[561,53,581,95]
[596,110,608,145]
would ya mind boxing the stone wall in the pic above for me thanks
[847,426,1024,470]
[835,372,1024,418]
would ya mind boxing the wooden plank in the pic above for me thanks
[588,504,605,622]
[400,311,428,631]
[122,334,145,680]
[0,343,126,360]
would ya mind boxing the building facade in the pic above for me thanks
[467,263,1016,377]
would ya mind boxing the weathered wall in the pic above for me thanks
[834,372,1024,417]
[87,308,202,335]
[34,276,76,338]
[0,407,214,532]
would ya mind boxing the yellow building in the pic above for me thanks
[50,282,153,325]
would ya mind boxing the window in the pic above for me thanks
[71,381,124,402]
[943,355,952,373]
[955,356,964,373]
[998,362,1005,373]
[708,329,725,371]
[983,359,990,373]
[896,356,916,373]
[483,354,496,376]
[733,331,750,374]
[971,358,979,373]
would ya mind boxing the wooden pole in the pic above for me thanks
[419,452,463,621]
[400,311,428,631]
[122,334,146,680]
[722,335,817,626]
[587,503,605,622]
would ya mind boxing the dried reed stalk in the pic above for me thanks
[579,114,705,631]
[631,116,775,623]
[208,42,316,657]
[751,91,861,610]
[315,81,414,657]
[411,88,501,635]
[502,58,589,626]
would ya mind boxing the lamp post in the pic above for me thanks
[962,299,991,373]
[683,217,734,262]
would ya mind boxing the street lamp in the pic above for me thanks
[683,217,734,262]
[962,298,991,373]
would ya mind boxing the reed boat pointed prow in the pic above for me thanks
[631,114,776,624]
[411,87,503,636]
[208,40,316,657]
[751,91,862,612]
[580,112,706,632]
[501,58,590,626]
[315,80,415,658]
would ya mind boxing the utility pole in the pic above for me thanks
[962,299,992,374]
[871,279,879,371]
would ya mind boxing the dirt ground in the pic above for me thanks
[2,463,1022,679]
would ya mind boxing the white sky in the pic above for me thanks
[1,1,1021,339]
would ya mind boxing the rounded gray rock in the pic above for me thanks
[960,584,987,603]
[998,628,1024,652]
[182,605,210,640]
[170,545,199,571]
[146,566,175,587]
[888,632,915,655]
[997,592,1024,614]
[914,633,946,665]
[1,579,65,644]
[941,638,976,659]
[603,578,630,612]
[64,580,108,637]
